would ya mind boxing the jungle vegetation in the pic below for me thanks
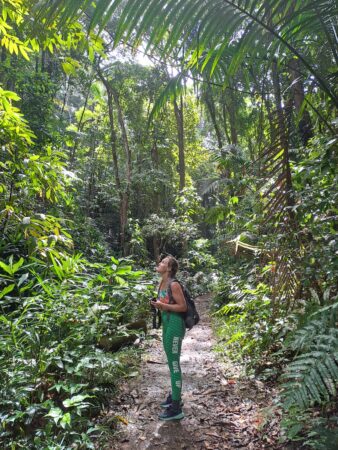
[0,1,337,448]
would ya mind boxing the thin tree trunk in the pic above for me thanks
[289,58,313,145]
[265,95,277,145]
[249,64,267,157]
[151,128,161,261]
[106,90,121,193]
[225,86,238,145]
[86,137,97,216]
[151,130,161,214]
[271,59,295,218]
[70,77,94,164]
[204,85,223,149]
[98,71,124,250]
[111,87,132,256]
[60,76,70,118]
[173,94,185,191]
[41,50,46,72]
[221,96,231,144]
[1,46,6,63]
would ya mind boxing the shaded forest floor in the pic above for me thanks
[97,294,290,450]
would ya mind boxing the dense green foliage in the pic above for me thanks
[1,0,337,448]
[0,253,153,448]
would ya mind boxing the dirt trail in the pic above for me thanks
[102,294,285,450]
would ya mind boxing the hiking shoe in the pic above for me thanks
[160,393,183,409]
[159,401,184,421]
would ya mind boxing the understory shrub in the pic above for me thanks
[213,264,338,449]
[0,253,153,449]
[182,238,220,295]
[212,261,278,369]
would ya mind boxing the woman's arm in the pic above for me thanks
[151,282,187,312]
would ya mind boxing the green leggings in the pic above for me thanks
[161,311,186,401]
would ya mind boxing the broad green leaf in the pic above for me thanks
[62,61,76,75]
[0,284,15,299]
[116,266,132,275]
[0,261,12,276]
[60,412,71,428]
[12,257,24,273]
[63,394,92,408]
[19,45,30,61]
[45,407,63,424]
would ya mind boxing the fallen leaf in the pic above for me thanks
[205,431,221,439]
[115,415,128,425]
[127,371,139,379]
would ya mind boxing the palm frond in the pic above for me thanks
[257,113,292,222]
[36,0,338,105]
[148,72,186,123]
[256,72,301,309]
[200,178,225,196]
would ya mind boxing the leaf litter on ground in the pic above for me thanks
[95,294,287,450]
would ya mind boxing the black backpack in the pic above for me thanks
[168,279,200,330]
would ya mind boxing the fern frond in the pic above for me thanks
[216,301,245,315]
[325,355,338,383]
[317,361,336,397]
[289,302,338,352]
[282,330,338,409]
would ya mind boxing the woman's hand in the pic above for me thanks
[150,283,187,313]
[151,300,164,310]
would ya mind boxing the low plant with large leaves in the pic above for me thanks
[0,251,153,449]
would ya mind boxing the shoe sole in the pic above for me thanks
[159,412,185,421]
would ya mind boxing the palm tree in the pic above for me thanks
[38,0,337,106]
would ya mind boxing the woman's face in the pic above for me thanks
[156,257,170,274]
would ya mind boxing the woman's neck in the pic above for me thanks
[160,273,170,286]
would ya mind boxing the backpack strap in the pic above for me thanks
[167,278,178,304]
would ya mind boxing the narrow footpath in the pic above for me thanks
[101,294,286,450]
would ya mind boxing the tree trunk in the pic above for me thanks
[204,85,223,149]
[41,50,46,72]
[111,88,132,256]
[70,78,93,165]
[289,58,313,145]
[151,129,160,261]
[173,95,185,191]
[86,136,97,216]
[97,71,124,250]
[271,59,295,219]
[221,95,231,144]
[265,96,277,144]
[226,86,238,145]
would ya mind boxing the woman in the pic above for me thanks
[151,255,187,421]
